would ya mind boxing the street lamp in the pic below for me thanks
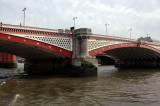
[105,23,109,35]
[128,28,132,40]
[73,17,77,30]
[22,7,26,26]
[0,22,2,27]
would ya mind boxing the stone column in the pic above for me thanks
[72,28,92,58]
[80,38,89,57]
[70,28,98,77]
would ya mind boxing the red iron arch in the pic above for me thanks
[0,33,72,58]
[89,42,160,56]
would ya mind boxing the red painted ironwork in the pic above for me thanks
[0,33,72,58]
[12,55,16,61]
[89,42,160,57]
[0,53,16,62]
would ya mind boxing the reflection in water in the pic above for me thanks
[11,94,21,105]
[1,64,160,105]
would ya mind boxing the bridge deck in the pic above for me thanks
[0,23,72,38]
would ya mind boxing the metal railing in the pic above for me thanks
[92,34,160,47]
[92,34,137,42]
[0,23,72,34]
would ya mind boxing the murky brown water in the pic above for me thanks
[1,64,160,106]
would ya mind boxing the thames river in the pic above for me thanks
[1,64,160,106]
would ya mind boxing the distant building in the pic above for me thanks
[138,37,153,42]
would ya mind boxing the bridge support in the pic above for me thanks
[0,53,17,68]
[70,28,98,77]
[23,28,98,77]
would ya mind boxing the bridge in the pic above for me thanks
[0,23,160,76]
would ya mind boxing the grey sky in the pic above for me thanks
[0,0,160,39]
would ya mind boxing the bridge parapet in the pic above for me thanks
[91,34,137,43]
[0,23,72,37]
[89,34,160,54]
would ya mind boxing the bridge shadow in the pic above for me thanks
[98,65,160,80]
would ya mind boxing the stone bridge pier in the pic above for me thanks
[70,28,98,77]
[24,28,98,77]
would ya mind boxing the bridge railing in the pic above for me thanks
[92,34,160,47]
[92,34,137,42]
[140,40,160,46]
[0,23,72,34]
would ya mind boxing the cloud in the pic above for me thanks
[0,0,160,39]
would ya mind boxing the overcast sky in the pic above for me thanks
[0,0,160,39]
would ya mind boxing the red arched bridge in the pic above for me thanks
[0,23,160,76]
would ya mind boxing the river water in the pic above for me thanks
[1,64,160,106]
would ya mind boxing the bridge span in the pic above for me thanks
[0,23,160,76]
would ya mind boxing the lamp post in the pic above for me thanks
[105,23,109,35]
[0,22,2,27]
[20,22,22,28]
[22,7,26,26]
[128,28,132,40]
[73,17,77,30]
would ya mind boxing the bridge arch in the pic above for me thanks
[89,42,160,67]
[0,33,72,59]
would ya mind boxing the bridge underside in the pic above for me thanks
[105,47,160,61]
[101,47,160,68]
[0,40,67,59]
[0,39,72,74]
[96,55,115,65]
